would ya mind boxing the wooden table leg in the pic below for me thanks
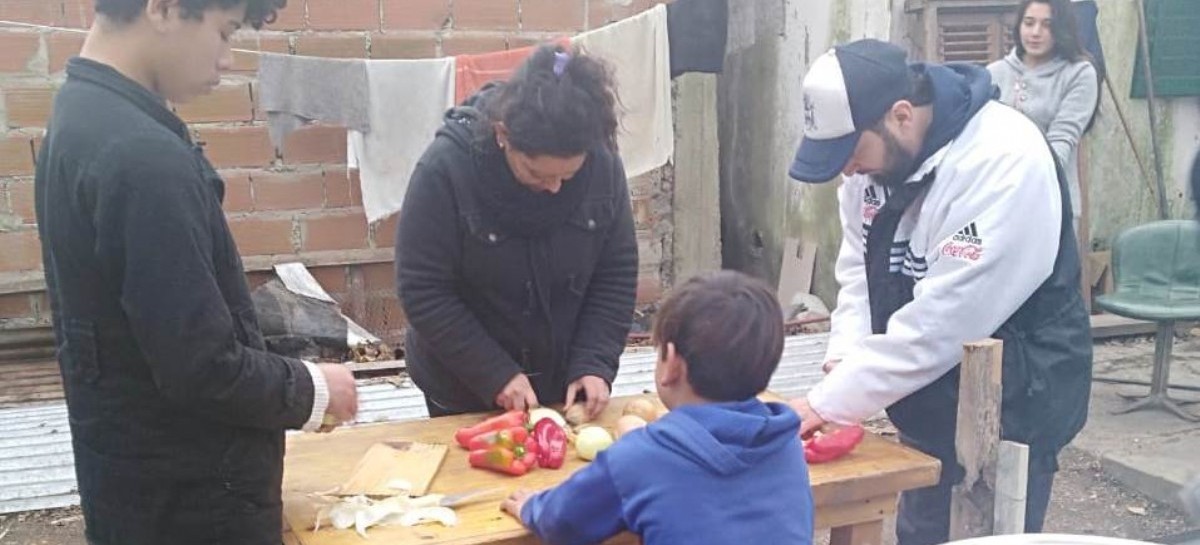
[830,520,885,545]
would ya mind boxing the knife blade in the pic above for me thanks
[438,488,505,508]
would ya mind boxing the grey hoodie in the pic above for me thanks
[988,49,1098,225]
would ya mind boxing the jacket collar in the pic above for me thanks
[66,57,191,143]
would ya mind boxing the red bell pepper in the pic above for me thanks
[804,425,865,464]
[532,418,568,469]
[515,443,537,469]
[468,447,532,476]
[466,426,529,451]
[454,410,527,449]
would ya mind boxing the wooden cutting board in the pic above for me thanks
[337,441,448,497]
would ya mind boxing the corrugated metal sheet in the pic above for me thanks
[0,333,827,514]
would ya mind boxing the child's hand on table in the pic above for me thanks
[501,489,536,521]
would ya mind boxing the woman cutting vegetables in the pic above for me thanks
[395,43,639,419]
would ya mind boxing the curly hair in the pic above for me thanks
[484,42,621,157]
[95,0,287,29]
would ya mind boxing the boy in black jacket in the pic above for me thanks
[35,1,357,543]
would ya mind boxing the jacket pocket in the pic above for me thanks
[463,213,512,247]
[218,429,284,515]
[59,318,100,385]
[565,198,615,235]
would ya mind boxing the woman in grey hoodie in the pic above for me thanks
[988,0,1099,233]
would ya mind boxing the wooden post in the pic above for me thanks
[994,441,1030,535]
[949,339,1004,541]
[1079,140,1091,313]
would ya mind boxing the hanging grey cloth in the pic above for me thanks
[257,53,371,153]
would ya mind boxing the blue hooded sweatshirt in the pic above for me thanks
[520,399,814,545]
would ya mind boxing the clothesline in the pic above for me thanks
[3,1,725,226]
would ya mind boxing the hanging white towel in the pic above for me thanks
[348,57,457,224]
[573,4,674,178]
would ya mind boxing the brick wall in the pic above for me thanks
[0,0,672,347]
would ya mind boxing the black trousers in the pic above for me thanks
[895,434,1057,545]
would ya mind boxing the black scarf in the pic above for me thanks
[471,135,592,239]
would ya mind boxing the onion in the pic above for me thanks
[575,426,614,461]
[615,415,647,439]
[528,407,568,428]
[400,507,459,528]
[564,404,589,427]
[622,398,661,423]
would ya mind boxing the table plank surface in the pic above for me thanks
[282,394,939,544]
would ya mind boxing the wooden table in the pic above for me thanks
[281,394,940,545]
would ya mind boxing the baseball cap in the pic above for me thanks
[789,39,912,183]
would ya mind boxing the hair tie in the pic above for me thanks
[553,51,571,77]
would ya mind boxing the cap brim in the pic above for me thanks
[788,132,861,183]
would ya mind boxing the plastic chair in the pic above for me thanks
[1095,220,1200,421]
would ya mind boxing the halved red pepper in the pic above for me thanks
[454,410,527,449]
[532,418,567,469]
[804,425,865,464]
[468,447,531,476]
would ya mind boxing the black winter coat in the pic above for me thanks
[395,94,639,413]
[35,58,315,545]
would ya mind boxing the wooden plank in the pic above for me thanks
[0,327,55,348]
[830,520,885,545]
[282,394,940,545]
[344,359,405,374]
[0,360,58,372]
[950,339,1003,541]
[0,380,65,395]
[671,72,722,282]
[3,367,64,382]
[816,494,897,530]
[1090,313,1158,339]
[337,441,447,497]
[0,346,57,362]
[0,390,66,407]
[777,238,817,308]
[994,440,1030,535]
[241,248,396,273]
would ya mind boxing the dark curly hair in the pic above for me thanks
[485,43,620,157]
[95,0,287,29]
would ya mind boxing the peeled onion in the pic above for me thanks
[575,426,614,460]
[615,415,647,439]
[400,507,459,528]
[564,404,589,427]
[622,398,661,423]
[529,407,568,428]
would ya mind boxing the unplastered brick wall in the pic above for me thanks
[0,0,672,347]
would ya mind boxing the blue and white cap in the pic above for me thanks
[789,39,912,183]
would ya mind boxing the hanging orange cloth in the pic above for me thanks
[454,37,571,105]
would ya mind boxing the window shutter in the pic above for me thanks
[1131,0,1200,98]
[937,8,1015,65]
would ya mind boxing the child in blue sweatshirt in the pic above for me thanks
[501,270,815,545]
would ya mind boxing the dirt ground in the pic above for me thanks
[2,446,1194,545]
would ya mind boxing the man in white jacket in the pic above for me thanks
[788,39,1093,545]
